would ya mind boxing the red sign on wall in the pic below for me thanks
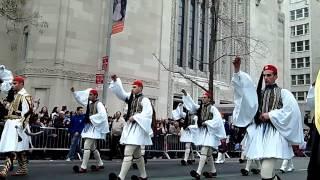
[102,56,109,70]
[96,73,104,84]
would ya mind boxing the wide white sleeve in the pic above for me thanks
[182,93,200,113]
[109,78,131,102]
[205,106,227,140]
[231,71,258,127]
[306,85,315,110]
[269,89,304,145]
[172,103,186,120]
[132,97,153,135]
[89,102,109,133]
[73,88,92,106]
[0,68,13,92]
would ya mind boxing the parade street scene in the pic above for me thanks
[0,0,320,180]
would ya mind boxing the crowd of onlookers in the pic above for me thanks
[25,105,312,160]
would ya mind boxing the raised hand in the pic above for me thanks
[111,74,117,81]
[232,57,241,73]
[181,89,187,96]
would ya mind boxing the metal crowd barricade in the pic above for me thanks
[166,134,185,152]
[165,134,201,159]
[31,126,71,150]
[145,135,169,159]
[3,125,309,159]
[30,126,110,151]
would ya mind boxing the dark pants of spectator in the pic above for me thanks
[67,132,82,160]
[110,135,124,159]
[307,125,320,180]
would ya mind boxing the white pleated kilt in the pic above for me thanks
[240,133,249,155]
[180,129,193,143]
[245,124,294,160]
[120,123,152,146]
[0,120,30,152]
[191,127,221,149]
[81,124,106,140]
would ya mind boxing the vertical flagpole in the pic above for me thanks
[102,0,114,105]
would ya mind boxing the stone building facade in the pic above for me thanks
[0,0,288,118]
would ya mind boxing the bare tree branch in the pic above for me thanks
[152,53,208,92]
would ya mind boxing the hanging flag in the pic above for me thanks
[112,0,127,35]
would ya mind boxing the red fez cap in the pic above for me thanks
[132,80,143,87]
[89,89,98,96]
[203,91,212,98]
[13,76,24,84]
[263,64,277,74]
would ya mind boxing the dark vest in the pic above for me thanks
[261,85,283,113]
[6,93,31,119]
[201,104,213,121]
[89,101,99,116]
[129,95,143,117]
[257,84,283,127]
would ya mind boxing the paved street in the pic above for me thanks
[5,157,309,180]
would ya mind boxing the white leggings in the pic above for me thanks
[261,158,277,179]
[196,146,216,175]
[118,145,147,180]
[81,138,103,169]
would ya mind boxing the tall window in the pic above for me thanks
[296,24,303,35]
[305,57,310,67]
[188,0,196,69]
[292,74,311,85]
[291,40,310,52]
[290,26,295,36]
[291,57,311,69]
[304,7,309,17]
[297,58,304,68]
[290,10,295,20]
[296,41,303,52]
[291,42,296,52]
[291,59,296,68]
[306,74,310,84]
[305,40,310,50]
[296,9,303,19]
[177,0,185,67]
[291,8,309,20]
[304,23,309,34]
[297,92,305,101]
[291,75,297,85]
[198,2,205,72]
[297,74,304,84]
[23,25,29,60]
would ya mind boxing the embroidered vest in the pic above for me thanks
[129,95,143,117]
[6,93,32,120]
[260,86,283,114]
[89,101,99,116]
[201,104,213,121]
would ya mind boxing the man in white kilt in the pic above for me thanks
[0,76,33,178]
[108,75,153,180]
[181,89,226,179]
[71,88,109,173]
[231,57,261,176]
[232,58,304,180]
[172,103,197,165]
